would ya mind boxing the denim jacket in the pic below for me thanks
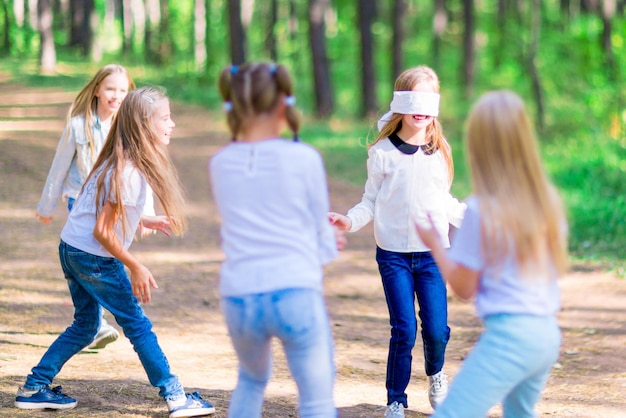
[37,115,109,218]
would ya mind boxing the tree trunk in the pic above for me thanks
[308,0,333,118]
[1,0,11,54]
[69,0,94,56]
[227,0,246,64]
[120,0,132,54]
[600,0,616,74]
[433,0,446,71]
[462,0,474,98]
[528,0,545,131]
[194,0,207,70]
[358,0,377,117]
[392,0,406,80]
[38,0,56,74]
[157,0,172,63]
[264,0,278,61]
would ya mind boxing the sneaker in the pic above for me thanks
[428,370,448,409]
[383,401,405,418]
[15,385,77,410]
[88,323,120,350]
[167,392,215,418]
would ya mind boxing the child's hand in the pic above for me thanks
[415,214,443,249]
[139,215,172,237]
[328,212,352,231]
[333,226,348,251]
[129,263,158,304]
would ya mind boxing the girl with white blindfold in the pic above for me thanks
[329,65,465,418]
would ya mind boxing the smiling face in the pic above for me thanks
[400,81,437,135]
[152,99,175,145]
[94,72,131,119]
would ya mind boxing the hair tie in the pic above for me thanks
[143,94,154,104]
[230,65,238,75]
[284,96,296,107]
[269,64,277,74]
[223,101,233,112]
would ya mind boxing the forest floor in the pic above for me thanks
[0,74,625,418]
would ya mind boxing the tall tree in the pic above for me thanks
[227,0,246,64]
[527,0,544,131]
[264,0,278,61]
[156,0,172,63]
[194,0,207,70]
[433,0,447,71]
[462,0,474,97]
[600,0,616,74]
[69,0,94,56]
[392,0,406,80]
[358,0,377,117]
[1,0,11,54]
[38,0,56,73]
[308,0,333,118]
[121,0,133,54]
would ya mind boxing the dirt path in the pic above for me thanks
[0,77,625,417]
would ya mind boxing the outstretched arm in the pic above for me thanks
[328,212,352,231]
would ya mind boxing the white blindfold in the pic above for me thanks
[377,91,440,131]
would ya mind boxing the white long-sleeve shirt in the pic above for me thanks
[347,135,466,252]
[209,139,338,297]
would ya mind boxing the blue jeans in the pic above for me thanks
[433,314,561,418]
[376,247,450,408]
[24,241,184,400]
[222,288,337,418]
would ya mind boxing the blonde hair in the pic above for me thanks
[466,90,568,277]
[218,62,300,141]
[375,65,454,183]
[86,87,187,237]
[68,64,135,158]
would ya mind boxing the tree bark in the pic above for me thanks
[308,0,333,118]
[194,0,207,70]
[69,0,94,56]
[264,0,278,61]
[392,0,406,80]
[227,0,246,64]
[358,0,377,117]
[38,0,56,74]
[1,0,11,54]
[462,0,474,98]
[528,0,545,131]
[433,0,446,71]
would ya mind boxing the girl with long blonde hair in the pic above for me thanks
[330,65,466,417]
[417,90,568,417]
[16,87,215,418]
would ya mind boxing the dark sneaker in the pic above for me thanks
[88,323,120,350]
[167,392,215,417]
[15,385,77,410]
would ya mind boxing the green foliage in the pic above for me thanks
[1,1,624,272]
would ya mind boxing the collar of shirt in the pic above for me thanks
[389,132,435,155]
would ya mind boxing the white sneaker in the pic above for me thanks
[383,401,405,418]
[88,323,120,350]
[428,371,448,409]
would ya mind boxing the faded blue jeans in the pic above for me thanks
[222,288,337,418]
[376,247,450,408]
[433,314,561,418]
[24,241,185,400]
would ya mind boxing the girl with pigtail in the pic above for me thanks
[210,62,343,418]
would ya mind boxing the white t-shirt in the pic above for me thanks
[209,139,338,297]
[447,196,561,319]
[347,135,466,252]
[61,163,148,257]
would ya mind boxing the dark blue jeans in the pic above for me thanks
[24,241,184,400]
[376,247,450,408]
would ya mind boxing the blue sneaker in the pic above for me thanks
[15,385,77,410]
[167,392,215,417]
